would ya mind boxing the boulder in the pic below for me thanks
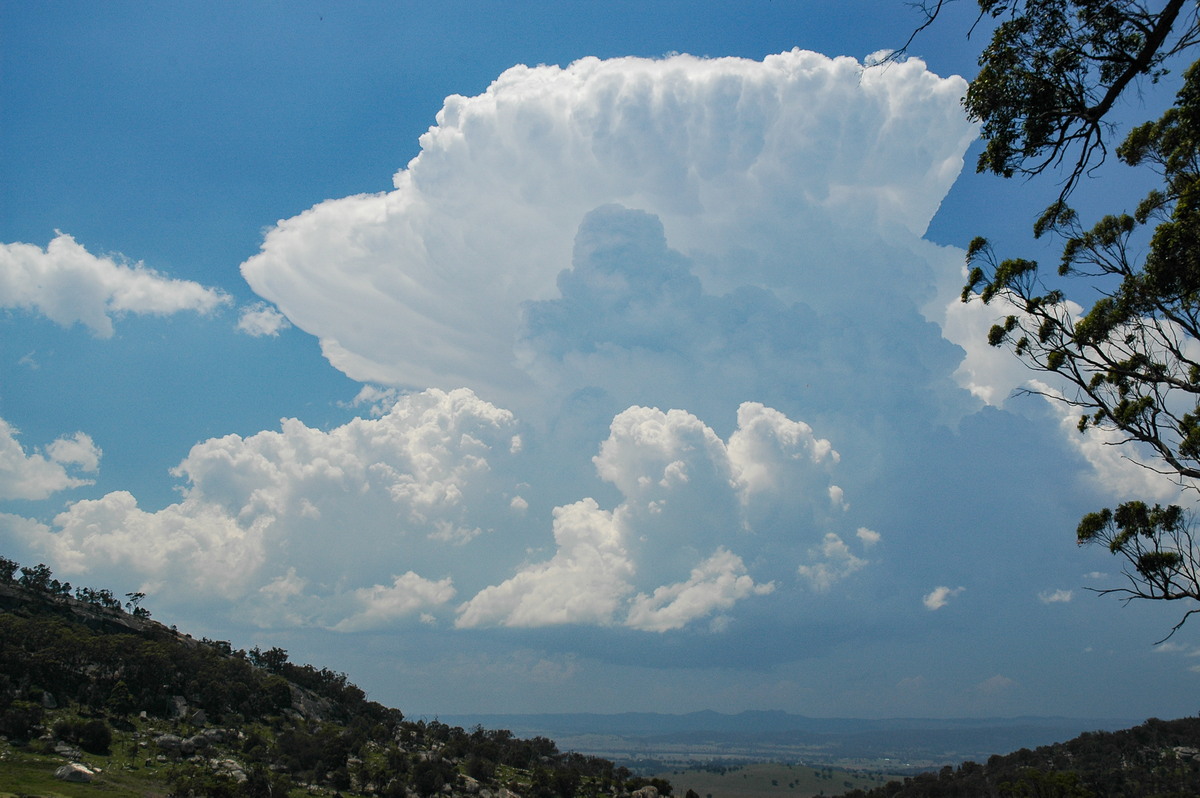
[155,733,183,751]
[213,758,248,783]
[53,741,82,758]
[54,762,94,783]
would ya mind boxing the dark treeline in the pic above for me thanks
[829,716,1200,798]
[0,556,668,798]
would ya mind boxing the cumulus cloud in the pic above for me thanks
[0,232,228,336]
[455,499,635,628]
[333,572,457,632]
[237,302,291,337]
[856,527,881,547]
[12,388,520,621]
[626,547,774,632]
[923,585,964,611]
[797,533,869,592]
[459,402,865,629]
[0,418,101,500]
[19,490,268,595]
[1038,589,1073,604]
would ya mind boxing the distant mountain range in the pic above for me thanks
[434,711,1142,768]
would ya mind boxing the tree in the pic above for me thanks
[931,1,1200,633]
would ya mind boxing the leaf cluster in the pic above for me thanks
[954,1,1200,632]
[966,0,1200,201]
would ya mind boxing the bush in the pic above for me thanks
[0,700,43,742]
[53,717,113,754]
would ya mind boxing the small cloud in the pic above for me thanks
[510,495,529,513]
[923,585,964,611]
[897,675,925,692]
[1084,571,1108,580]
[338,384,401,417]
[977,674,1015,694]
[797,532,868,592]
[856,527,880,547]
[18,352,38,370]
[1038,589,1073,604]
[236,302,291,337]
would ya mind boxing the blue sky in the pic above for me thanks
[2,1,1197,721]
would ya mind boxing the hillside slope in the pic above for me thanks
[827,716,1200,798]
[0,557,667,798]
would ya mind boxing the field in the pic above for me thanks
[654,762,904,798]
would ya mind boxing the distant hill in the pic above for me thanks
[435,711,1139,769]
[0,556,665,798]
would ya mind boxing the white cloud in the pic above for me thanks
[797,532,869,592]
[340,385,402,417]
[237,301,291,337]
[728,402,839,497]
[1030,380,1183,502]
[459,401,862,629]
[1038,589,1073,604]
[455,499,635,628]
[0,418,101,500]
[24,490,268,596]
[0,232,228,337]
[333,572,457,632]
[13,388,520,621]
[626,547,774,632]
[241,50,974,404]
[923,585,964,611]
[856,527,881,547]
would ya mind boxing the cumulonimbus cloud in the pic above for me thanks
[241,49,975,406]
[10,50,983,635]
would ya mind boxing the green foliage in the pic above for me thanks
[951,0,1200,633]
[0,556,650,798]
[52,716,113,754]
[827,717,1200,798]
[964,0,1198,197]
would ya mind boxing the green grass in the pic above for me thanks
[654,762,903,798]
[0,743,170,798]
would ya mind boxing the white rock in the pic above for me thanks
[54,762,94,783]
